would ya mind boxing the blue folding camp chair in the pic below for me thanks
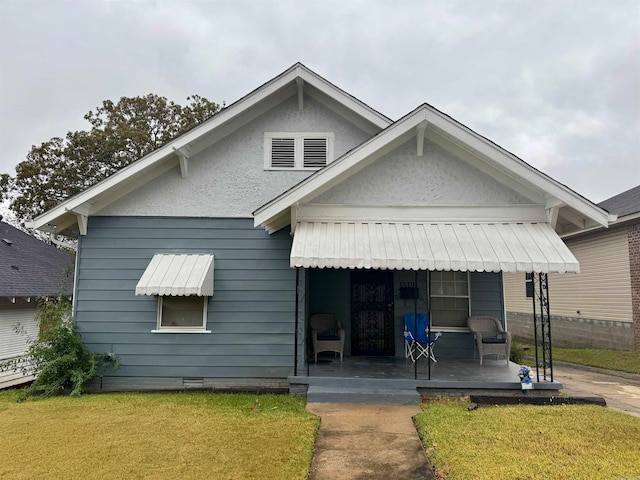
[404,314,442,362]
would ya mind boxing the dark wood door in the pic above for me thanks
[351,270,395,356]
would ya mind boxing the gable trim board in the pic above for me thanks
[253,104,611,235]
[27,63,391,236]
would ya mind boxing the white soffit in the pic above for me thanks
[290,221,579,273]
[135,254,214,296]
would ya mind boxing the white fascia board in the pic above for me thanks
[253,107,427,228]
[297,66,391,129]
[420,106,610,228]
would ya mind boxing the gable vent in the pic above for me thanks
[271,138,295,168]
[303,138,327,168]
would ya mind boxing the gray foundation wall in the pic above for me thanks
[507,312,634,351]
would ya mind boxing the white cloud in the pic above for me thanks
[0,0,637,203]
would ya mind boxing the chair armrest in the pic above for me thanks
[496,331,511,341]
[338,328,345,340]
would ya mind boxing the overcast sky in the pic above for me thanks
[1,0,638,203]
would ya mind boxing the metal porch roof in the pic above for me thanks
[290,221,579,273]
[135,254,214,296]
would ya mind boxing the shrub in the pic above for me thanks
[509,341,528,364]
[0,296,118,401]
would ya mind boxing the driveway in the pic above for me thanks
[553,364,640,418]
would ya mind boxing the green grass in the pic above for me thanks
[0,391,318,480]
[415,398,640,480]
[516,342,640,374]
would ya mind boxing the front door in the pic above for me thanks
[351,270,395,356]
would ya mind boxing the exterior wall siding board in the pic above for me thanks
[109,365,293,378]
[83,333,292,346]
[0,304,39,388]
[90,343,294,356]
[470,272,504,322]
[504,226,636,350]
[0,304,39,359]
[75,217,296,381]
[504,228,632,323]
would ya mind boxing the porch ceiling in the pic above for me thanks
[290,221,579,273]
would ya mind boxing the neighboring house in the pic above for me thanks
[0,220,74,388]
[504,185,640,351]
[28,63,611,392]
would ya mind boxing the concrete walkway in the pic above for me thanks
[306,403,435,480]
[553,364,640,418]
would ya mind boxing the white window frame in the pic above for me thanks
[525,272,534,298]
[151,296,211,334]
[264,132,334,170]
[430,271,471,332]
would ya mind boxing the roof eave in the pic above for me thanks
[254,104,610,232]
[29,62,391,234]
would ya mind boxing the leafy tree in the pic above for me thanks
[1,94,220,223]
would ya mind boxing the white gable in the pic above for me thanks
[254,104,611,235]
[311,137,530,206]
[99,95,371,218]
[28,63,391,235]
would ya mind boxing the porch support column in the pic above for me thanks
[426,270,431,381]
[413,270,418,380]
[532,273,553,381]
[294,267,300,376]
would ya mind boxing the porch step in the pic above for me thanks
[306,385,420,405]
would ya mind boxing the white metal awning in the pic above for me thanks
[290,222,579,273]
[135,254,214,296]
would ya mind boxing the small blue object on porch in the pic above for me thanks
[403,314,441,363]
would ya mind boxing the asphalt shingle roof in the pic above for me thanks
[598,185,640,217]
[0,221,74,298]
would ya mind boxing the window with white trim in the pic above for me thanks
[154,296,210,333]
[264,132,334,170]
[525,273,534,298]
[430,271,470,329]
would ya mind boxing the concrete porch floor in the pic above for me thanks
[290,355,562,401]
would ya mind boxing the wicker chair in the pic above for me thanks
[467,316,511,365]
[309,314,345,363]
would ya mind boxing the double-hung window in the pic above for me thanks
[430,271,470,329]
[264,132,334,170]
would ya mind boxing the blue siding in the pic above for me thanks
[75,217,296,386]
[470,272,504,322]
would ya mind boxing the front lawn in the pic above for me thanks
[0,391,318,480]
[517,342,640,374]
[415,398,640,479]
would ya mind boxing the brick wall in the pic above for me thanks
[507,311,634,350]
[629,222,640,350]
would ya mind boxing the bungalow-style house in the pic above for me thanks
[28,63,612,396]
[505,185,639,351]
[0,220,74,388]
